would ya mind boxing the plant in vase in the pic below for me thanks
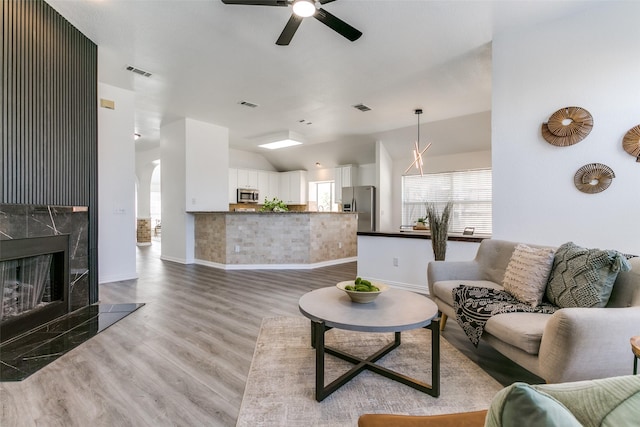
[260,197,289,212]
[414,217,429,230]
[426,201,453,260]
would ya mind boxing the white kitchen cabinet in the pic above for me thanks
[279,170,307,204]
[228,168,238,203]
[334,165,358,203]
[237,168,258,189]
[258,171,280,202]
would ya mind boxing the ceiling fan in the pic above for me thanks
[220,0,362,46]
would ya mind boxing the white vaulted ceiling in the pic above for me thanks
[46,0,598,170]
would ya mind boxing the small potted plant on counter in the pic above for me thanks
[260,197,289,212]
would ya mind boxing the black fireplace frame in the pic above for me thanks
[0,235,70,343]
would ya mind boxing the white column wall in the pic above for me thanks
[161,118,229,263]
[376,141,393,232]
[97,83,137,283]
[185,119,229,212]
[492,2,640,255]
[160,119,192,263]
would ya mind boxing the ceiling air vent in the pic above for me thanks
[353,103,372,112]
[238,100,259,108]
[125,65,152,77]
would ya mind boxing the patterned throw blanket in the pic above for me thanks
[452,286,558,347]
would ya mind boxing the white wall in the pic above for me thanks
[161,118,229,263]
[358,163,376,186]
[376,142,394,232]
[492,2,640,255]
[229,148,276,171]
[185,119,229,212]
[98,83,137,283]
[358,235,480,294]
[135,146,161,219]
[160,119,193,263]
[389,150,492,230]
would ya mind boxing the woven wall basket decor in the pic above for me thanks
[574,163,615,194]
[541,106,593,147]
[622,125,640,162]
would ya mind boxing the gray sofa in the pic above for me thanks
[427,239,640,383]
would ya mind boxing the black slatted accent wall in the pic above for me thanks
[1,0,98,303]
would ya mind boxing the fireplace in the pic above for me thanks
[0,235,70,342]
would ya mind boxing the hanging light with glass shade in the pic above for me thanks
[404,109,432,176]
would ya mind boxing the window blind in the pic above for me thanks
[402,169,492,235]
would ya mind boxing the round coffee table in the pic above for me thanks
[299,286,440,401]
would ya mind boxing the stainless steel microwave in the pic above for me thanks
[237,188,259,203]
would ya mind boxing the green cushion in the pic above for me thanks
[545,242,631,308]
[501,383,582,427]
[601,391,640,427]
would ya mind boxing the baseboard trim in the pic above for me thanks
[193,257,357,270]
[358,276,428,295]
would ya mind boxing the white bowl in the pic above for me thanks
[336,280,389,304]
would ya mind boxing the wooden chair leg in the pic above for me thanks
[440,313,448,332]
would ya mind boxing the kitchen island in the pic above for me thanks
[193,212,357,269]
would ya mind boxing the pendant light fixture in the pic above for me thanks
[404,109,432,176]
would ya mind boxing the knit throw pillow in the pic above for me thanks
[502,244,555,307]
[545,242,632,308]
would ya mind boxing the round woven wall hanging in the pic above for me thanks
[622,125,640,162]
[541,106,593,147]
[573,163,615,194]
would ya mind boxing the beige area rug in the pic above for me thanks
[236,316,503,427]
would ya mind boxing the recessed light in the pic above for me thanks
[259,139,303,150]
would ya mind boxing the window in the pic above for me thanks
[308,181,337,212]
[402,168,492,235]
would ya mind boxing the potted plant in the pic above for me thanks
[260,197,289,212]
[426,201,453,260]
[413,217,429,230]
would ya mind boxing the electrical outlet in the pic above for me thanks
[234,245,240,253]
[191,198,196,205]
[393,257,399,267]
[338,242,342,249]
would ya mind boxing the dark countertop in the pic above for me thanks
[189,211,356,214]
[357,230,488,243]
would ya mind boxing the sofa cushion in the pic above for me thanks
[500,383,582,427]
[432,280,502,306]
[485,312,552,355]
[502,244,555,307]
[545,242,632,308]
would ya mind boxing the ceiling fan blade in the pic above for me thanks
[276,14,304,45]
[221,0,288,6]
[314,8,362,42]
[318,0,337,4]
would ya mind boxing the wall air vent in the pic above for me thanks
[238,100,259,108]
[353,103,372,112]
[125,65,152,77]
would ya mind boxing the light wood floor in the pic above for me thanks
[0,244,540,426]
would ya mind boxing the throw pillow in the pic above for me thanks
[500,383,582,427]
[502,244,555,307]
[545,242,632,308]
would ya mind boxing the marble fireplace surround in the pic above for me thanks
[0,204,90,341]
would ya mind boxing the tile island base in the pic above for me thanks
[193,212,358,270]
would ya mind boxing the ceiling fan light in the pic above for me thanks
[292,0,315,17]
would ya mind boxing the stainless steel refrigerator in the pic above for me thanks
[341,186,376,232]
